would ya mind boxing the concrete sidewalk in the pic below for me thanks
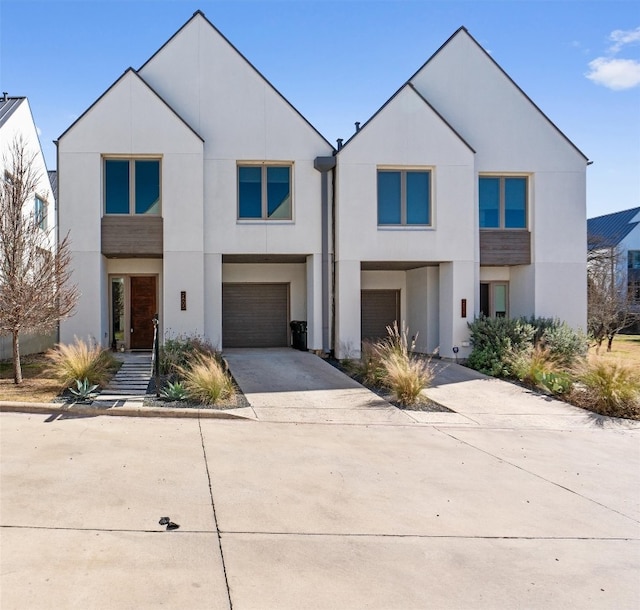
[1,411,638,609]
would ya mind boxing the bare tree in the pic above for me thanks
[0,137,78,383]
[587,239,639,353]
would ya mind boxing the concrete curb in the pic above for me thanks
[0,400,254,420]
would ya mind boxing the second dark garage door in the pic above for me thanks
[361,289,400,341]
[222,283,289,347]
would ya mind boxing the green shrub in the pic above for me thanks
[570,360,640,419]
[540,322,588,367]
[467,316,535,377]
[46,338,117,388]
[160,334,218,376]
[179,354,234,405]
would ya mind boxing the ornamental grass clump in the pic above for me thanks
[381,350,434,406]
[357,322,434,406]
[46,337,117,388]
[179,354,234,405]
[570,359,640,419]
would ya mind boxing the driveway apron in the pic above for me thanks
[223,348,414,424]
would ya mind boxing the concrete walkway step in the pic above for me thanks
[92,352,153,407]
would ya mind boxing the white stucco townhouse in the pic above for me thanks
[58,12,588,358]
[1,95,57,359]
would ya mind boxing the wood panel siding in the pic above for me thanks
[480,230,531,266]
[101,216,163,257]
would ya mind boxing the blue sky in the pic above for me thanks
[1,0,638,217]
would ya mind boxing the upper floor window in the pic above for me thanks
[377,169,431,226]
[628,250,640,270]
[238,164,292,220]
[104,158,160,215]
[479,176,527,229]
[35,195,47,230]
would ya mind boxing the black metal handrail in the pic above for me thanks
[151,313,160,396]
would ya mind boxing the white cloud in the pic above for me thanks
[586,26,640,90]
[608,27,640,54]
[586,57,640,90]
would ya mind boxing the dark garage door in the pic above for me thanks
[222,283,289,347]
[361,290,400,341]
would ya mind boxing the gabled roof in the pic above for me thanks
[48,170,58,200]
[407,27,589,162]
[0,96,25,128]
[337,81,475,154]
[57,68,204,143]
[587,207,640,249]
[139,10,334,151]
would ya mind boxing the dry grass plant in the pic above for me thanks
[570,359,640,419]
[381,350,434,406]
[46,337,117,388]
[179,353,235,405]
[356,322,434,406]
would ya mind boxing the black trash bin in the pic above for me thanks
[290,320,308,351]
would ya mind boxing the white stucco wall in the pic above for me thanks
[334,85,476,357]
[139,14,333,259]
[410,29,587,330]
[58,70,204,346]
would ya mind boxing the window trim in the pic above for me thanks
[103,156,162,216]
[479,174,529,230]
[237,162,294,222]
[377,167,433,228]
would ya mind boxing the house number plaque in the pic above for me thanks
[180,291,187,311]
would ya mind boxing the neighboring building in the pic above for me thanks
[58,12,588,359]
[0,95,57,359]
[588,207,640,311]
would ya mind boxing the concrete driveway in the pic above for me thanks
[224,348,415,424]
[2,409,639,609]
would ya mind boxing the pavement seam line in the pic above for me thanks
[1,525,638,542]
[198,415,234,610]
[435,426,640,526]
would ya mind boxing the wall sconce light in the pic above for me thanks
[461,298,467,318]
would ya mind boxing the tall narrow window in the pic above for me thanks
[104,159,161,215]
[480,282,509,318]
[628,251,640,270]
[238,164,292,220]
[377,169,431,226]
[34,196,47,230]
[479,176,527,229]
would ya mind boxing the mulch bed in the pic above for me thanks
[326,357,453,413]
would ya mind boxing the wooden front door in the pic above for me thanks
[130,276,157,349]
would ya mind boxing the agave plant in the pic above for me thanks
[68,378,99,401]
[160,381,189,401]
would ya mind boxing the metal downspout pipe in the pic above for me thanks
[314,155,337,354]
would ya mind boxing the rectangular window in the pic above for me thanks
[238,164,292,220]
[480,282,509,317]
[377,169,431,226]
[628,250,640,270]
[34,196,47,230]
[104,159,160,215]
[479,176,527,229]
[629,281,640,304]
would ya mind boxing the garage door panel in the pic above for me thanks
[223,284,289,347]
[361,290,400,341]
